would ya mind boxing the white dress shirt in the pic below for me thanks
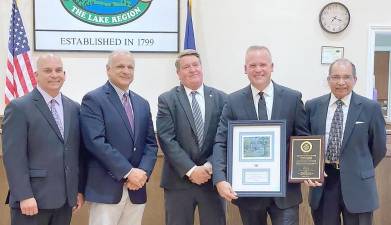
[250,82,274,120]
[184,84,205,122]
[325,92,352,149]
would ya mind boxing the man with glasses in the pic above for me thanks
[305,58,387,225]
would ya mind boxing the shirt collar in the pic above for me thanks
[329,92,352,107]
[36,85,62,104]
[250,81,274,99]
[183,84,204,98]
[109,81,130,97]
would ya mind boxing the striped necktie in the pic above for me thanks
[191,91,204,148]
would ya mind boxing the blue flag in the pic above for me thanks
[184,0,196,50]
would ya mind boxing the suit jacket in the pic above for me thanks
[213,82,309,209]
[2,88,83,209]
[305,92,386,213]
[156,85,226,190]
[80,81,157,204]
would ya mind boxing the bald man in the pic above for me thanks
[3,54,85,225]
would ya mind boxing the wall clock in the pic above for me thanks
[319,2,350,34]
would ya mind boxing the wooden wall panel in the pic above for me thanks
[1,148,391,225]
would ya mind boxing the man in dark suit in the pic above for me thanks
[156,49,226,225]
[2,54,84,225]
[305,58,386,225]
[213,46,308,225]
[80,50,157,225]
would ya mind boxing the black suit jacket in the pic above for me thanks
[157,85,226,190]
[2,88,84,209]
[305,92,386,213]
[213,82,309,209]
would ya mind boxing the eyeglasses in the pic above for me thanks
[328,75,354,82]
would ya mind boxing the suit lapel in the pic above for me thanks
[315,95,330,135]
[341,92,363,152]
[32,88,64,142]
[271,83,283,120]
[242,85,258,120]
[176,86,198,136]
[62,96,71,143]
[105,83,135,141]
[203,86,214,148]
[129,91,140,142]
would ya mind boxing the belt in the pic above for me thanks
[325,160,340,170]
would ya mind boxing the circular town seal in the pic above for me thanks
[300,141,312,153]
[61,0,152,26]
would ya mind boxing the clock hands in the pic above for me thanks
[331,16,342,23]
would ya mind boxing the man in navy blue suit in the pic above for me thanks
[80,50,157,225]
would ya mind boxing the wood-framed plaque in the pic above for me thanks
[288,136,325,183]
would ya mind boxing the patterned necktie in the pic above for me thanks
[258,92,268,120]
[191,91,204,147]
[122,93,134,132]
[326,99,344,162]
[49,99,64,138]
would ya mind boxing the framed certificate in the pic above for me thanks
[227,120,286,197]
[321,46,344,64]
[288,136,325,183]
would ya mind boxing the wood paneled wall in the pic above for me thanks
[1,148,391,225]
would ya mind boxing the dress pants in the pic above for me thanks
[164,185,226,225]
[238,201,299,225]
[311,164,373,225]
[11,204,72,225]
[89,186,146,225]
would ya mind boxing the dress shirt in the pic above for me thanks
[184,84,206,122]
[182,84,212,177]
[325,92,352,150]
[251,82,274,120]
[37,85,64,127]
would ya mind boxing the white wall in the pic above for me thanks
[1,0,391,118]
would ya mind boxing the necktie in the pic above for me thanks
[122,93,134,132]
[49,99,64,137]
[326,100,344,162]
[258,92,268,120]
[191,91,204,147]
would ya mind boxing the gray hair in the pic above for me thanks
[329,58,356,77]
[175,49,201,70]
[245,45,272,62]
[107,50,134,67]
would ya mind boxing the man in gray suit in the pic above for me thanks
[213,46,309,225]
[305,58,386,225]
[2,54,84,225]
[157,49,227,225]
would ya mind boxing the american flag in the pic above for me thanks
[5,0,36,104]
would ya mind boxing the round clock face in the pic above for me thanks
[319,2,350,33]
